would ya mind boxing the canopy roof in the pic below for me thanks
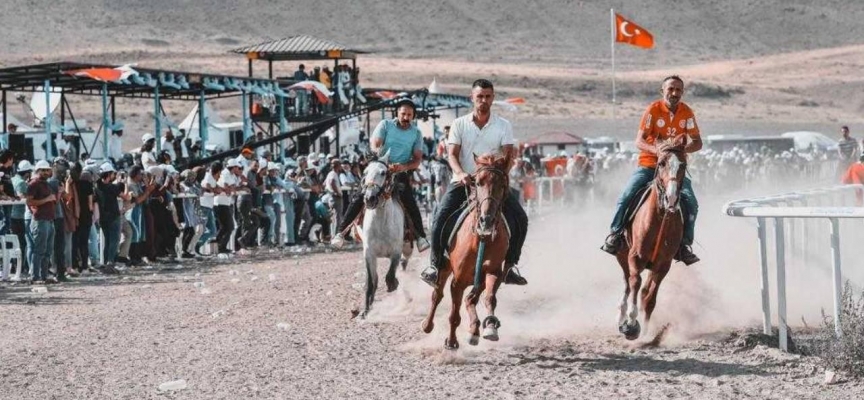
[529,131,584,145]
[0,62,286,101]
[231,35,368,61]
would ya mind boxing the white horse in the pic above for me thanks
[356,151,413,318]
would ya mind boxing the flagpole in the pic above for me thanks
[610,8,616,122]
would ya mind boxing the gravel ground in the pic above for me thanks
[2,207,863,399]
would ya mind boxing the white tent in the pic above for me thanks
[780,131,838,151]
[178,104,243,153]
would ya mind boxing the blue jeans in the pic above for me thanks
[102,217,121,264]
[29,219,55,281]
[89,223,100,265]
[197,207,216,247]
[24,218,34,275]
[610,167,698,245]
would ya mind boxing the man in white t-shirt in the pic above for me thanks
[323,158,344,229]
[420,79,528,287]
[214,159,240,254]
[140,134,158,168]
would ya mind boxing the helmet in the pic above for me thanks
[17,160,34,172]
[34,160,51,171]
[142,133,155,143]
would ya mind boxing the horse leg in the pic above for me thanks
[421,267,451,334]
[465,282,482,346]
[362,249,378,318]
[642,265,670,334]
[620,257,643,340]
[616,255,630,328]
[400,241,412,270]
[445,282,466,350]
[482,271,502,341]
[385,255,400,292]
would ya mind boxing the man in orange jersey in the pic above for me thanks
[601,75,702,265]
[841,154,864,205]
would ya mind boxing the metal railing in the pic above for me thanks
[723,184,864,351]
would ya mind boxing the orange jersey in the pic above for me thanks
[637,100,700,168]
[842,163,864,185]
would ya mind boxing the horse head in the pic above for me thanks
[655,135,688,213]
[472,152,511,239]
[362,149,391,209]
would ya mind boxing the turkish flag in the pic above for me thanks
[615,13,654,49]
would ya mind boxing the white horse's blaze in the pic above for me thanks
[665,156,682,210]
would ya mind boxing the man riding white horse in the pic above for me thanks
[331,98,430,251]
[420,79,528,287]
[600,75,701,265]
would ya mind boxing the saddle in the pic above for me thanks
[439,203,511,260]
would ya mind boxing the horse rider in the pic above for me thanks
[420,79,529,287]
[331,98,431,252]
[600,75,701,265]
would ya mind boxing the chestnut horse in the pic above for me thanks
[616,135,687,341]
[422,153,511,350]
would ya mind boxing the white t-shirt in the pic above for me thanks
[200,172,218,209]
[324,170,341,195]
[140,149,158,168]
[160,138,177,162]
[446,113,515,177]
[215,172,237,206]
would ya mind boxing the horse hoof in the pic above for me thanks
[386,278,399,292]
[619,321,641,340]
[468,334,480,346]
[444,339,459,350]
[482,327,499,341]
[421,320,434,334]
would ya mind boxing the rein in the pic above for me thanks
[470,165,509,237]
[648,155,686,264]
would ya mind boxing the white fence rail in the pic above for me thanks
[723,184,864,351]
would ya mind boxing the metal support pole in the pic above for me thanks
[101,83,110,160]
[756,217,772,335]
[278,95,286,162]
[2,90,6,141]
[774,217,788,352]
[154,85,161,152]
[335,120,341,157]
[44,80,53,159]
[60,92,65,129]
[242,90,251,141]
[199,90,208,159]
[268,60,273,79]
[829,217,843,338]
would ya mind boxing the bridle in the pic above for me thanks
[653,151,687,212]
[362,159,392,209]
[470,165,509,237]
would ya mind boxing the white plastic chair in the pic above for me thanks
[1,234,22,281]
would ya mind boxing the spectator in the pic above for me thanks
[0,150,15,234]
[49,158,76,281]
[140,134,158,168]
[95,162,127,271]
[236,158,258,248]
[293,64,310,115]
[26,160,57,284]
[838,126,860,177]
[71,164,94,274]
[11,160,33,276]
[215,159,239,254]
[180,169,204,258]
[125,166,155,265]
[324,158,344,229]
[161,130,177,163]
[197,163,220,255]
[108,127,124,163]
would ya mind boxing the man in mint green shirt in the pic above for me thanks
[331,99,429,251]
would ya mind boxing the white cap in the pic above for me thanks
[268,162,281,171]
[17,160,34,172]
[259,160,268,169]
[99,162,116,173]
[34,160,51,171]
[226,159,241,169]
[318,153,328,160]
[321,193,333,205]
[142,133,155,143]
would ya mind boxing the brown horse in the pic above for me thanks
[616,135,688,341]
[422,153,511,350]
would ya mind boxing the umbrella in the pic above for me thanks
[287,81,332,104]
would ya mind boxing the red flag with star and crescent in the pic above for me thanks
[615,13,654,49]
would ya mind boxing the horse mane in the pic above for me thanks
[475,153,509,170]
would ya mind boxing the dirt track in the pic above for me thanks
[2,197,863,399]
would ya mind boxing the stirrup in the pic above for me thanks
[420,265,439,288]
[330,233,345,249]
[504,266,528,285]
[416,237,430,253]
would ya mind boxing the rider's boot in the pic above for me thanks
[420,264,439,288]
[503,263,528,285]
[416,236,430,253]
[600,231,623,255]
[330,233,346,249]
[675,244,700,266]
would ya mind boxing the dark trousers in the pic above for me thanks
[214,205,234,253]
[10,218,27,272]
[53,219,65,276]
[182,227,195,253]
[73,218,91,270]
[238,196,259,247]
[143,204,156,259]
[429,183,528,269]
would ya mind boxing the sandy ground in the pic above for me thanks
[2,184,863,399]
